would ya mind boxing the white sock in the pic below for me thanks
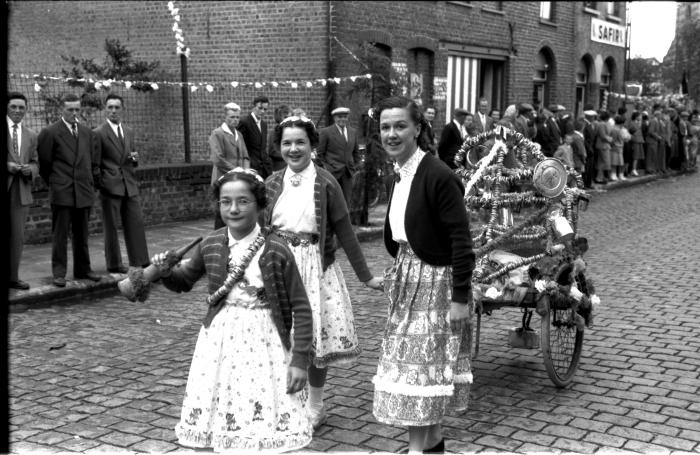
[408,450,422,455]
[308,385,324,414]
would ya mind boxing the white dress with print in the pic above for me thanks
[174,227,312,452]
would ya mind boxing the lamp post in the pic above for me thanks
[180,53,191,163]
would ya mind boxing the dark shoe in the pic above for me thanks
[424,438,445,454]
[107,265,129,274]
[53,277,67,287]
[9,280,30,290]
[76,271,102,282]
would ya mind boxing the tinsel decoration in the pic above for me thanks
[206,231,267,306]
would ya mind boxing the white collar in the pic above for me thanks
[228,223,261,248]
[452,119,462,129]
[394,147,425,179]
[62,117,77,131]
[6,116,21,128]
[221,122,236,137]
[251,112,260,123]
[284,161,315,180]
[107,119,121,127]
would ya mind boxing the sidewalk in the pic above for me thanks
[8,204,388,308]
[7,168,693,308]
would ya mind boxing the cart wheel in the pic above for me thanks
[541,306,584,387]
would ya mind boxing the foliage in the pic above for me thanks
[628,57,663,96]
[675,21,700,102]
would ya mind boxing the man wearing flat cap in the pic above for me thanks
[538,104,566,157]
[317,106,360,207]
[438,108,469,169]
[514,103,536,140]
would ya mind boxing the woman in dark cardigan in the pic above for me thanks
[371,97,476,454]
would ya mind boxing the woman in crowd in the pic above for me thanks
[594,111,614,183]
[497,104,517,130]
[610,115,627,181]
[153,168,313,452]
[268,105,293,172]
[647,108,665,174]
[628,111,645,176]
[263,115,383,430]
[371,96,475,454]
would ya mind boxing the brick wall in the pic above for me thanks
[25,163,214,244]
[7,1,332,162]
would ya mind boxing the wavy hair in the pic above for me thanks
[212,168,267,209]
[371,96,432,152]
[272,115,319,148]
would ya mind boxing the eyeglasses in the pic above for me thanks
[218,197,256,211]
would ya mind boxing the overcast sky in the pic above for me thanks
[628,1,677,61]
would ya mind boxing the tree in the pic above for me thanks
[628,57,663,96]
[675,21,700,101]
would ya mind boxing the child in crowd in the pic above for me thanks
[152,168,314,452]
[628,111,645,176]
[570,125,587,174]
[554,134,574,169]
[610,115,629,181]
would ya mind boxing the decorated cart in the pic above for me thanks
[456,126,600,387]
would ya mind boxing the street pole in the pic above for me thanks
[624,2,631,105]
[180,53,191,163]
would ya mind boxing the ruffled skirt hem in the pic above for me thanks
[175,426,312,453]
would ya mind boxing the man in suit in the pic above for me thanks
[94,94,150,273]
[473,98,494,134]
[38,93,102,287]
[514,103,536,140]
[423,105,437,155]
[7,92,39,290]
[317,107,360,208]
[237,95,272,179]
[582,108,598,188]
[438,108,468,169]
[538,104,566,157]
[210,101,250,229]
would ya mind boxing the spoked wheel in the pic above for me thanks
[541,305,584,387]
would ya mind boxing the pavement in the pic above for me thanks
[6,169,691,309]
[8,167,700,453]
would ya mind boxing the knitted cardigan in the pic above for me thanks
[384,152,476,304]
[161,229,313,369]
[263,164,372,282]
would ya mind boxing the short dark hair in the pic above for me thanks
[274,104,291,124]
[273,116,319,148]
[212,169,267,209]
[105,93,124,106]
[631,111,641,121]
[424,106,436,113]
[8,92,27,104]
[61,93,81,105]
[253,96,269,105]
[599,111,610,121]
[372,96,432,152]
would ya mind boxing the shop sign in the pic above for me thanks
[591,17,626,48]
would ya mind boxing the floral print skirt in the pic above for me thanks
[174,298,312,452]
[373,243,473,427]
[286,242,360,368]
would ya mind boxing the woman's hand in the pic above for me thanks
[150,252,172,277]
[449,300,473,334]
[287,366,307,394]
[364,276,384,291]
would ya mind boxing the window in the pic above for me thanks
[606,2,619,16]
[584,1,597,9]
[540,1,552,20]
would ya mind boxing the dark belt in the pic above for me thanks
[275,229,319,247]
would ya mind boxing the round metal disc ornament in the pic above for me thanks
[532,158,567,198]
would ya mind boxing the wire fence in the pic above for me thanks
[8,73,333,164]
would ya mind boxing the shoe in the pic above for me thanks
[424,438,446,454]
[75,271,102,282]
[594,179,607,184]
[53,277,67,287]
[107,265,129,274]
[9,280,30,290]
[310,407,327,431]
[609,174,618,181]
[619,175,627,181]
[631,170,639,176]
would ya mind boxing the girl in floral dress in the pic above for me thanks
[263,116,383,429]
[152,168,313,452]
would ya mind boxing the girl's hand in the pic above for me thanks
[287,366,307,394]
[150,252,172,277]
[363,276,384,291]
[449,300,473,334]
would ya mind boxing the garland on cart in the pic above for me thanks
[456,126,599,327]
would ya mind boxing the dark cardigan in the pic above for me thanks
[161,229,313,369]
[384,152,476,304]
[263,164,372,282]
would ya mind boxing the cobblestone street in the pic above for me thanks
[9,172,700,453]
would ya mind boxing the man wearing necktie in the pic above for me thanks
[6,92,39,290]
[237,96,272,179]
[93,94,150,274]
[38,93,102,287]
[438,108,469,170]
[473,98,494,134]
[316,107,360,209]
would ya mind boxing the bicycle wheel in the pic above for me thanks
[541,305,584,387]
